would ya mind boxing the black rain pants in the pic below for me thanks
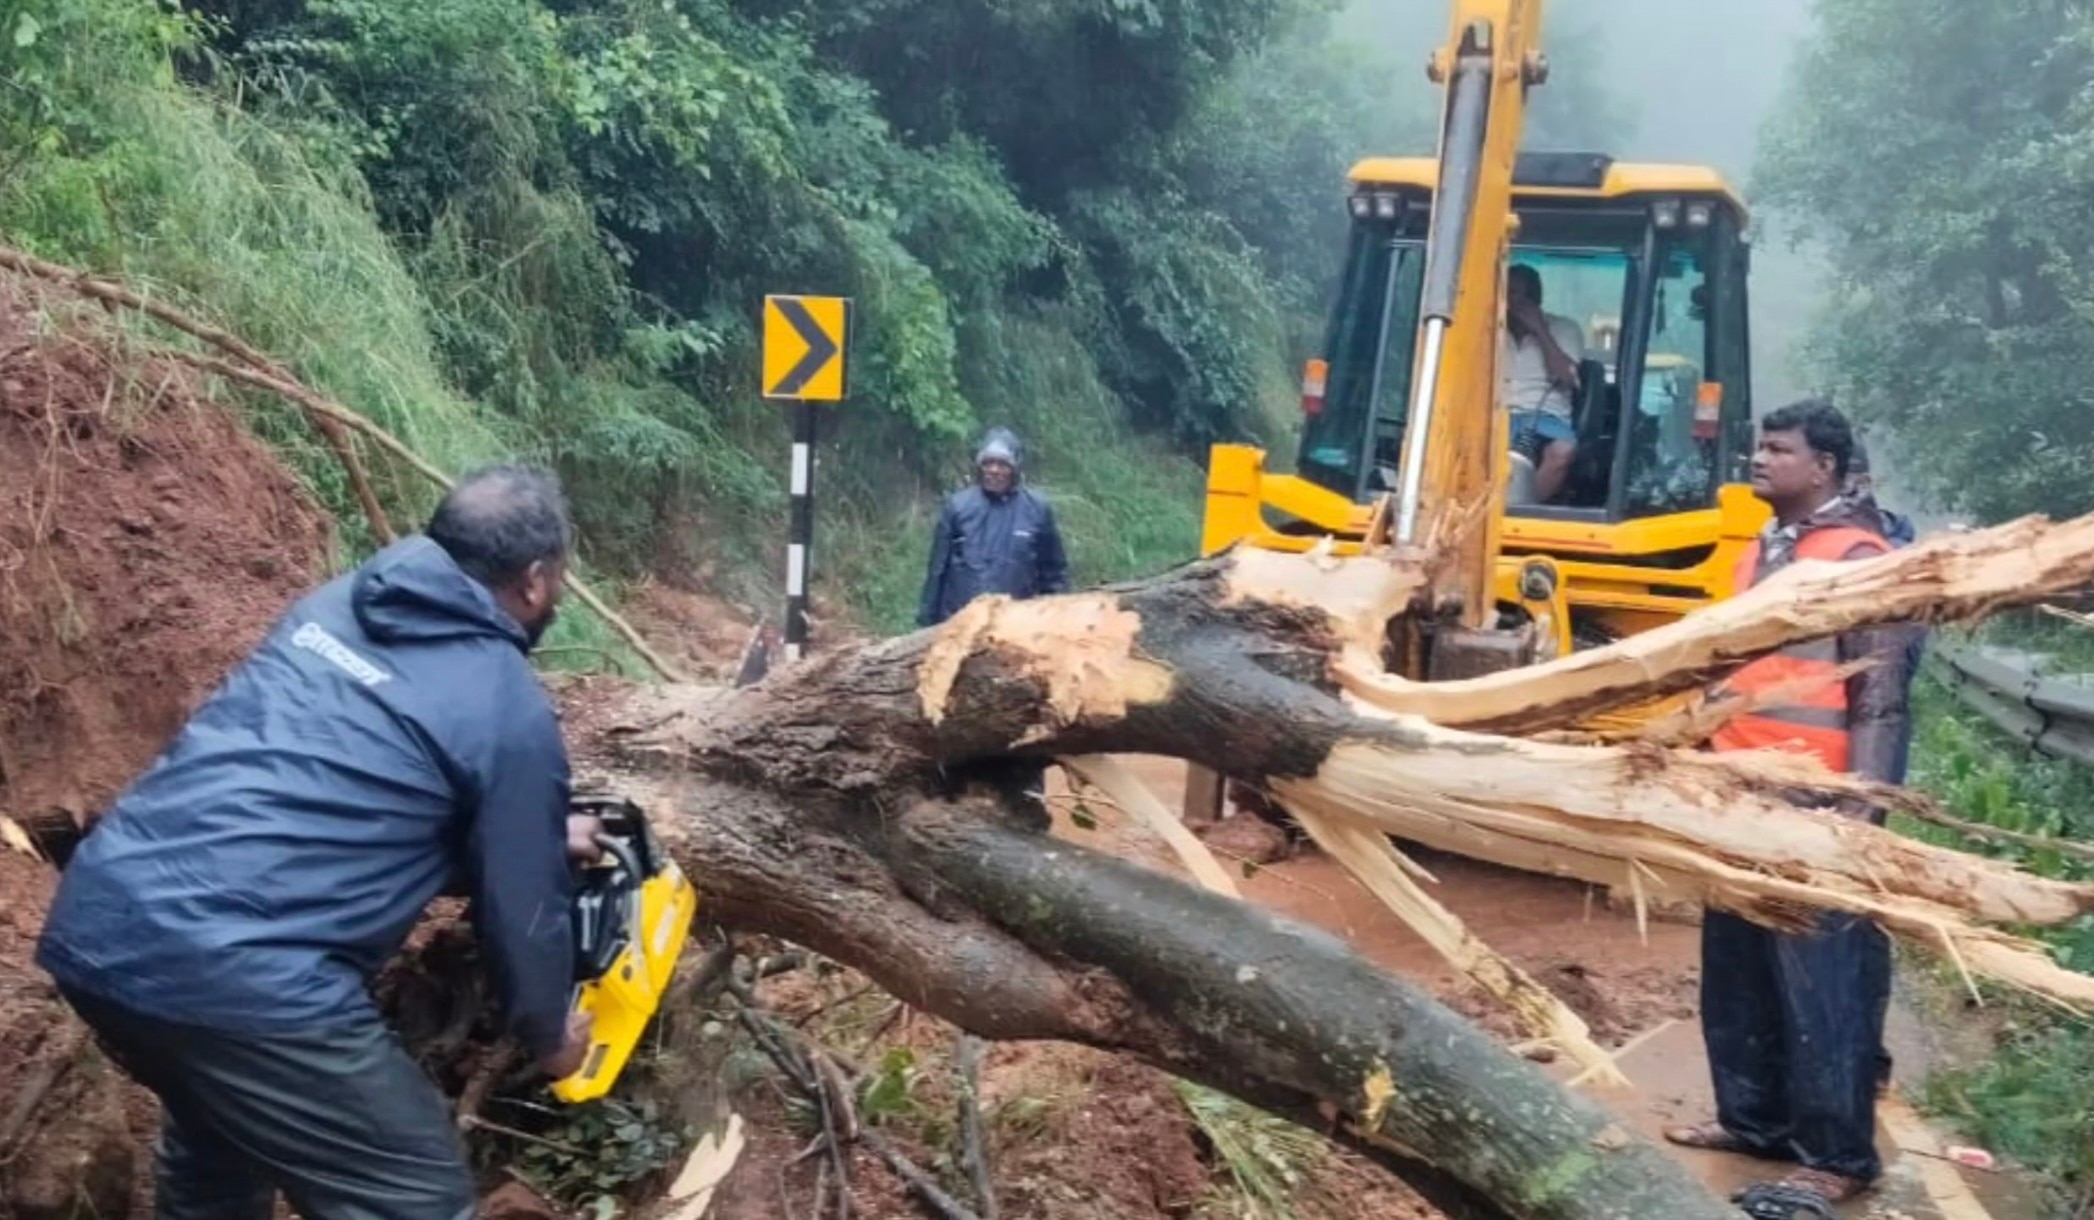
[58,986,477,1220]
[1699,908,1890,1183]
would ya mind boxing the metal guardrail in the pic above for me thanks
[1928,642,2094,767]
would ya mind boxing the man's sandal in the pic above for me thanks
[1662,1121,1789,1161]
[1732,1184,1837,1220]
[1732,1168,1871,1219]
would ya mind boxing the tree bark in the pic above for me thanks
[554,513,2094,1218]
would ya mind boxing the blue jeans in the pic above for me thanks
[1509,409,1575,465]
[1700,909,1889,1182]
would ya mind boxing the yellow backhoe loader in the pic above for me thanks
[1187,0,1772,818]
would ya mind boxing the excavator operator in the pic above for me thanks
[1501,263,1585,503]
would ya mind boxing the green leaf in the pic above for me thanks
[13,12,41,47]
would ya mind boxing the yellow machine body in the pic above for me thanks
[1199,442,1769,660]
[1197,0,1770,677]
[1183,0,1773,822]
[551,799,700,1104]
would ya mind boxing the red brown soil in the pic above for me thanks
[1056,758,1706,1036]
[0,290,329,830]
[0,283,331,1218]
[623,580,762,682]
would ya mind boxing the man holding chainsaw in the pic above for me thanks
[38,464,599,1220]
[1662,401,1917,1220]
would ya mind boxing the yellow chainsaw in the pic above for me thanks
[550,794,699,1103]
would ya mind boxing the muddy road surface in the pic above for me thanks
[1050,757,2049,1220]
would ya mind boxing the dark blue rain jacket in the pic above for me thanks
[36,536,575,1058]
[916,485,1070,627]
[1876,504,1923,781]
[1880,508,1916,548]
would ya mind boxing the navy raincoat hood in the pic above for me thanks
[975,427,1023,472]
[37,536,577,1057]
[916,430,1069,627]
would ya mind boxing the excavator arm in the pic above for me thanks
[1182,2,1552,824]
[1397,0,1550,629]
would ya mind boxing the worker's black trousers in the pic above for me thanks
[57,986,476,1220]
[1699,908,1891,1183]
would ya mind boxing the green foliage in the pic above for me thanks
[1067,185,1289,447]
[1920,1020,2094,1193]
[1755,0,2094,523]
[858,1045,924,1125]
[1905,652,2094,958]
[0,0,510,529]
[509,1097,689,1214]
[1898,658,2094,1194]
[0,0,1478,645]
[828,304,1207,634]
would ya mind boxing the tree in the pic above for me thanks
[1755,0,2094,522]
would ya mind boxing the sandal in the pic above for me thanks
[1732,1183,1837,1220]
[1731,1168,1872,1219]
[1662,1120,1788,1161]
[1777,1169,1870,1203]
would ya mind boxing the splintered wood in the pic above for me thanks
[1151,515,2094,1037]
[1334,512,2094,736]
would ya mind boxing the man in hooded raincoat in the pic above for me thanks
[916,427,1070,628]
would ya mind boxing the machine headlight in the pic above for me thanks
[1652,198,1681,229]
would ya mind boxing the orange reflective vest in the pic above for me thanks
[1709,523,1888,772]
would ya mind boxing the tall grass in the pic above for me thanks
[1172,1079,1325,1219]
[0,3,640,669]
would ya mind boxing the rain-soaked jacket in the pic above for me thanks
[36,536,575,1058]
[1849,490,1924,782]
[1733,495,1917,796]
[916,430,1070,627]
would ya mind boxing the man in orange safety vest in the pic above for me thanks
[1662,400,1918,1219]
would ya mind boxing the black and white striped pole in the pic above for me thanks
[784,402,816,662]
[761,294,850,664]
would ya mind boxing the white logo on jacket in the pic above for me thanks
[291,622,394,687]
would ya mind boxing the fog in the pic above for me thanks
[1340,0,1824,407]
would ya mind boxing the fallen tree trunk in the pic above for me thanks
[570,763,1732,1220]
[555,513,2094,1219]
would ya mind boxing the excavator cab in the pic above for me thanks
[1297,153,1755,529]
[1198,153,1769,654]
